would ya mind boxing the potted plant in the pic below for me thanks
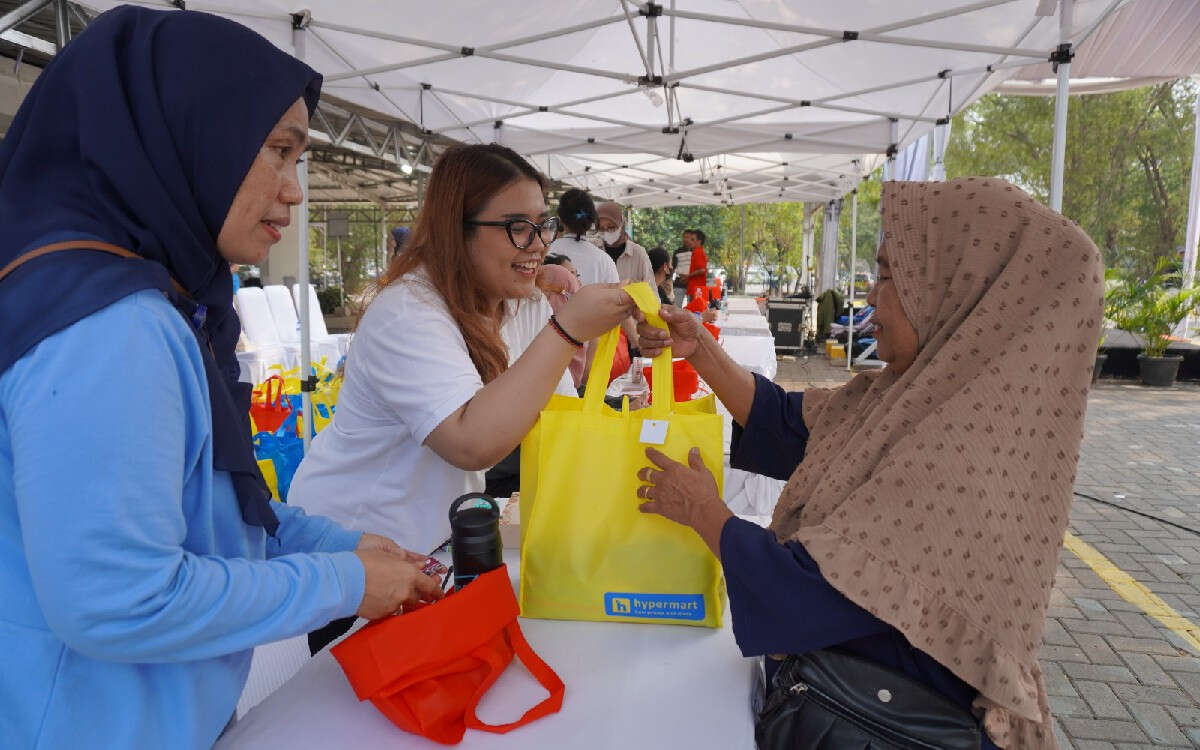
[1105,260,1200,387]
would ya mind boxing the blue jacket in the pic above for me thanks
[0,291,365,748]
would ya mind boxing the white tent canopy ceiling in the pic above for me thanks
[67,0,1122,208]
[999,0,1200,95]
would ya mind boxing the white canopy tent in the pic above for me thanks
[56,0,1124,208]
[1,0,1134,448]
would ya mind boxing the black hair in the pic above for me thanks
[556,188,597,238]
[647,247,670,274]
[543,253,570,266]
[691,228,706,245]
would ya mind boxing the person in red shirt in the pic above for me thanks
[686,228,708,302]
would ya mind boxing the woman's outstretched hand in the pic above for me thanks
[634,305,705,359]
[636,447,731,558]
[555,284,635,342]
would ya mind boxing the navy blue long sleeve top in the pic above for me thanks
[724,373,997,748]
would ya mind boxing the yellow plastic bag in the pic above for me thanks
[258,458,281,501]
[518,282,725,627]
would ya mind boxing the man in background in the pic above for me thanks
[685,228,709,306]
[671,230,693,306]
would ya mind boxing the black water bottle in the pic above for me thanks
[448,492,502,590]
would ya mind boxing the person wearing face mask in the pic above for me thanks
[596,201,655,289]
[0,9,447,748]
[647,247,673,306]
[547,188,619,288]
[290,144,634,651]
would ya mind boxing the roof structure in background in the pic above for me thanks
[59,0,1122,207]
[1000,0,1200,95]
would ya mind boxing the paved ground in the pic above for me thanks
[774,356,1200,749]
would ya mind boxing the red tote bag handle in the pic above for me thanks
[259,374,285,409]
[462,621,566,734]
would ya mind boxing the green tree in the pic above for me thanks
[945,80,1197,276]
[630,204,726,260]
[307,205,415,309]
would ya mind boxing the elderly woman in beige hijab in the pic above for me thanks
[635,178,1104,749]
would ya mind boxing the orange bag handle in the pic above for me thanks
[255,374,285,409]
[462,620,566,734]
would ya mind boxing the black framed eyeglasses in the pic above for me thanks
[465,216,561,250]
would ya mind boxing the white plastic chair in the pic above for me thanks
[259,284,340,369]
[263,285,301,344]
[235,287,283,347]
[292,283,353,357]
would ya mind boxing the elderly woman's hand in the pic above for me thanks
[637,447,732,558]
[634,305,706,360]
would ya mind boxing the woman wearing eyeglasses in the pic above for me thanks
[290,145,632,649]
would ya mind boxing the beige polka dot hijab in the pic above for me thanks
[771,178,1105,749]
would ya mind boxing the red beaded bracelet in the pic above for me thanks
[548,315,583,348]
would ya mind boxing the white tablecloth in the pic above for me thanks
[719,335,778,382]
[717,312,771,332]
[724,297,761,314]
[218,550,757,750]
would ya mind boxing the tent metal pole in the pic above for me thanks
[318,15,626,82]
[379,208,388,276]
[932,120,949,181]
[619,0,652,76]
[0,0,50,37]
[847,189,857,371]
[802,204,815,290]
[883,120,899,181]
[52,0,69,49]
[1180,78,1200,337]
[1049,0,1073,213]
[294,14,314,453]
[669,0,675,71]
[336,236,343,309]
[740,203,746,294]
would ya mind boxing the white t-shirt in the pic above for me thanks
[288,270,573,553]
[550,235,619,287]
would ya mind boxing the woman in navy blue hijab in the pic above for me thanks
[0,7,440,747]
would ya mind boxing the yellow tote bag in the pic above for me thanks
[518,282,725,628]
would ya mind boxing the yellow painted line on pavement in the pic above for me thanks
[1062,532,1200,655]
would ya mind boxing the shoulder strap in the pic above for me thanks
[0,240,189,297]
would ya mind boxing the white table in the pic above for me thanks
[218,550,757,750]
[724,297,761,314]
[719,335,778,382]
[718,312,771,332]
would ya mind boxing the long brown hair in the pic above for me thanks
[381,144,547,383]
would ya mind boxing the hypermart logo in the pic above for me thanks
[604,592,705,621]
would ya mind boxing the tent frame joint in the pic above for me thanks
[291,10,310,30]
[842,30,859,41]
[1049,41,1073,71]
[640,2,664,18]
